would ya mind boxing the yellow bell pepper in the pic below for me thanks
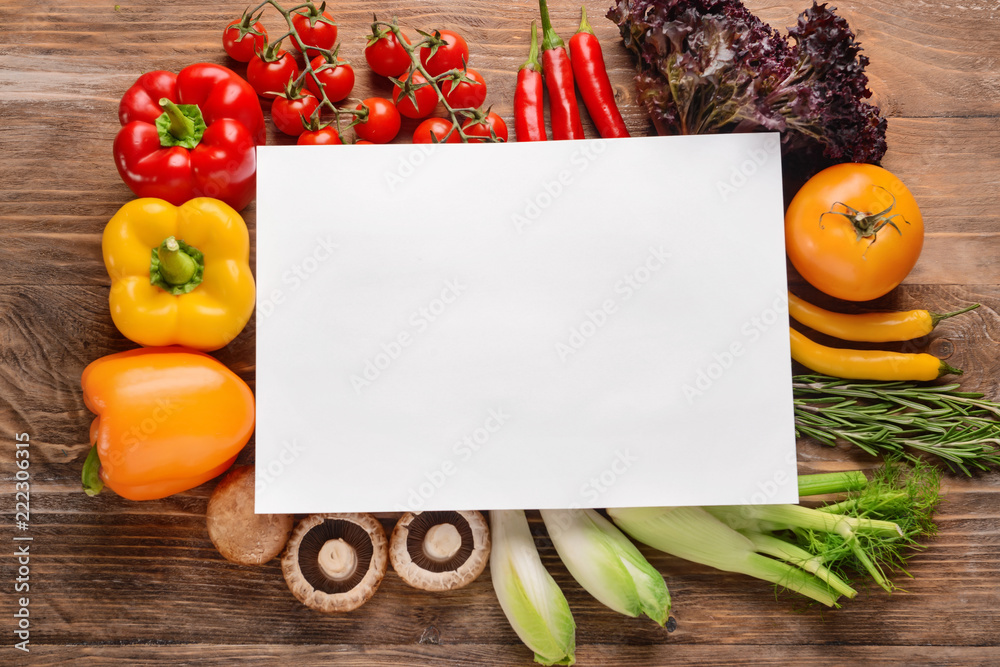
[103,197,255,351]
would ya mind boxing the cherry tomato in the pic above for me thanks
[306,56,354,103]
[272,92,319,136]
[298,127,343,145]
[222,18,267,63]
[392,71,438,119]
[413,118,460,144]
[441,68,486,110]
[247,49,300,99]
[291,9,338,60]
[420,29,469,77]
[785,163,924,302]
[462,112,508,143]
[355,140,374,145]
[365,31,411,78]
[354,97,401,144]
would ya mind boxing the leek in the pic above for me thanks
[609,462,939,604]
[489,510,576,666]
[607,506,843,606]
[540,508,670,626]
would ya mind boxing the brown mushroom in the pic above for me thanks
[389,510,491,591]
[282,513,388,612]
[206,465,293,565]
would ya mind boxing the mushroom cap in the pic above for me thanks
[389,510,491,592]
[282,513,388,613]
[206,465,293,565]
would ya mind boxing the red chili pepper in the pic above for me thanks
[515,22,547,142]
[569,7,630,138]
[538,0,585,140]
[113,63,266,212]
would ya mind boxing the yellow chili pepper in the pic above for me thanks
[103,197,255,351]
[789,327,961,381]
[788,292,980,342]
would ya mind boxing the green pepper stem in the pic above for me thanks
[939,361,964,377]
[931,303,980,326]
[82,445,104,497]
[577,5,594,35]
[538,0,564,51]
[158,98,196,142]
[157,237,198,285]
[150,237,205,295]
[519,21,543,73]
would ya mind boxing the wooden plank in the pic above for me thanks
[4,489,997,647]
[2,0,1000,662]
[14,644,1000,666]
[2,116,999,286]
[3,283,998,458]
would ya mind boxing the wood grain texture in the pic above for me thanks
[1,0,999,664]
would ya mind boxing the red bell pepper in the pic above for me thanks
[113,63,266,211]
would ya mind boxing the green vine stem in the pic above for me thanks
[372,20,501,143]
[243,1,356,136]
[240,1,501,142]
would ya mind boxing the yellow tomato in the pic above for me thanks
[785,163,923,302]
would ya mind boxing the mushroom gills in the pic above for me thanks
[299,520,373,593]
[406,511,475,572]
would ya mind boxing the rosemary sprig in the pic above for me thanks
[793,374,1000,475]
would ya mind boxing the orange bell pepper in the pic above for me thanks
[81,347,255,500]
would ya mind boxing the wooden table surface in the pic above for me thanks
[2,0,999,664]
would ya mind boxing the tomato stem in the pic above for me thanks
[242,1,499,142]
[821,187,910,242]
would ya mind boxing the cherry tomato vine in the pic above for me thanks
[226,1,503,143]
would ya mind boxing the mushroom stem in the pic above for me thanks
[424,523,463,563]
[318,538,358,581]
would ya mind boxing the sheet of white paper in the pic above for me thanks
[255,134,797,514]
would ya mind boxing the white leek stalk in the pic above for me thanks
[490,510,576,666]
[607,506,842,607]
[540,508,670,626]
